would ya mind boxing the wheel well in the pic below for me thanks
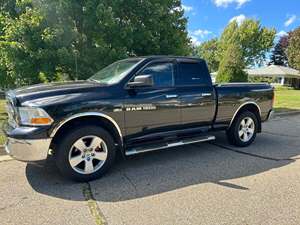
[231,103,262,132]
[50,116,123,152]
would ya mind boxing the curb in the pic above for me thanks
[0,145,6,157]
[0,155,13,162]
[274,110,300,118]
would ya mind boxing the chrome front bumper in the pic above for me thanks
[5,137,52,162]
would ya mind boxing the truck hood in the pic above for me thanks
[9,81,107,106]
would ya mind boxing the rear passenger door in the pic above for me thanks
[176,59,216,127]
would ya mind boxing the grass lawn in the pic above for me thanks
[0,87,299,145]
[274,87,300,112]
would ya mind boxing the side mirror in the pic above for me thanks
[127,75,154,88]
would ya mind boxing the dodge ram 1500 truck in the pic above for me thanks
[3,56,274,181]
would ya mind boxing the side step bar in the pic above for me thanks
[125,135,215,156]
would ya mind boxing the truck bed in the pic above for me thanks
[214,82,274,125]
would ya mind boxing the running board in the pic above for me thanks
[125,135,215,156]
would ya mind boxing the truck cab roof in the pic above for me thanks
[132,55,206,62]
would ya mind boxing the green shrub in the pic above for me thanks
[248,76,276,83]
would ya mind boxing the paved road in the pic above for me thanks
[0,114,300,225]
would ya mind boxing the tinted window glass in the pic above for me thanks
[139,62,174,87]
[177,62,210,85]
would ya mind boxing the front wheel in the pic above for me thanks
[226,111,258,147]
[55,125,116,181]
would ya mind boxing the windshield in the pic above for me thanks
[89,59,142,84]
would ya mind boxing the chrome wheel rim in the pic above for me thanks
[238,117,255,142]
[68,135,108,175]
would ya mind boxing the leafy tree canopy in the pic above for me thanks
[287,27,300,70]
[269,35,288,66]
[0,0,191,88]
[219,19,276,67]
[195,38,219,72]
[195,19,275,82]
[216,43,247,83]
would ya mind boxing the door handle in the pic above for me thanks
[201,93,212,97]
[166,94,178,99]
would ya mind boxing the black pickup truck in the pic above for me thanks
[3,56,274,181]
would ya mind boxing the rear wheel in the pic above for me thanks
[55,125,116,181]
[227,111,258,147]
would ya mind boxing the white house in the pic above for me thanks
[246,65,300,88]
[211,65,300,88]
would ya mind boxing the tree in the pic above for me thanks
[196,38,219,72]
[216,43,247,83]
[219,19,276,67]
[213,19,275,82]
[194,19,275,81]
[287,27,300,70]
[0,0,191,88]
[269,35,288,66]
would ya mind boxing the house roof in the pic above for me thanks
[246,65,300,78]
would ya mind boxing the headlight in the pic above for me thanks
[18,107,54,126]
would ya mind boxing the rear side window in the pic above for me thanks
[139,62,174,87]
[176,61,211,86]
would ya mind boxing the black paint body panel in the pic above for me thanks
[4,56,274,145]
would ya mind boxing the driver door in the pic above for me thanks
[124,60,181,138]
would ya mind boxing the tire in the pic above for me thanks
[226,111,259,147]
[55,125,116,182]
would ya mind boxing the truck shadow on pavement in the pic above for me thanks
[25,131,300,202]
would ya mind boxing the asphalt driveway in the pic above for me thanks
[0,114,300,225]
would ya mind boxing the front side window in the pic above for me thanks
[139,62,174,87]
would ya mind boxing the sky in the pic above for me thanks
[182,0,300,46]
